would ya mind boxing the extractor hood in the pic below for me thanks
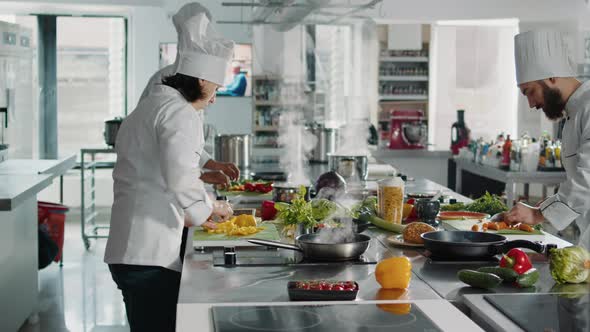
[219,0,382,31]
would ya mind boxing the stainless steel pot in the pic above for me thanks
[104,117,124,147]
[272,182,312,203]
[307,124,338,163]
[214,134,251,169]
[248,233,371,261]
[328,154,369,181]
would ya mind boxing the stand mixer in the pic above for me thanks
[389,109,427,149]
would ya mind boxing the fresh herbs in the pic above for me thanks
[274,186,316,229]
[441,192,508,216]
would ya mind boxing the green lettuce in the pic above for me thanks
[549,246,590,284]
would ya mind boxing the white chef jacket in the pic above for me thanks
[104,84,213,272]
[139,64,213,168]
[539,80,590,249]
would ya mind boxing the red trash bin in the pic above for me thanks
[38,201,69,263]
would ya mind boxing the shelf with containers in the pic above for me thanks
[251,75,308,162]
[378,49,429,102]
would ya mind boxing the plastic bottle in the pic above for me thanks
[501,135,512,170]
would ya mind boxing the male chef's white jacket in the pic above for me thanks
[104,84,212,272]
[539,80,590,248]
[139,64,213,168]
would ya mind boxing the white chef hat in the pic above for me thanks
[175,9,234,85]
[514,30,576,85]
[172,2,212,33]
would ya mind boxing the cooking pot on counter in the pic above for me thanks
[307,124,339,163]
[104,117,124,147]
[214,134,252,169]
[272,182,313,203]
[328,154,369,181]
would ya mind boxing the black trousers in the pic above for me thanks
[109,264,181,332]
[109,228,189,332]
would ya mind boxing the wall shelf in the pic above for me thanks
[380,56,429,62]
[379,95,428,101]
[379,75,428,81]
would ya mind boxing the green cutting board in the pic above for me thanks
[193,222,280,246]
[217,190,273,198]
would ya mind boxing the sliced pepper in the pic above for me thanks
[500,248,533,275]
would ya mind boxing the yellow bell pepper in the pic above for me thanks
[375,256,412,289]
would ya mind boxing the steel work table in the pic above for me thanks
[454,158,566,207]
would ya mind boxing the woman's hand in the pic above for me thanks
[504,202,545,225]
[210,200,233,222]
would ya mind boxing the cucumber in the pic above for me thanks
[359,212,406,233]
[516,268,540,288]
[477,267,519,283]
[457,269,502,289]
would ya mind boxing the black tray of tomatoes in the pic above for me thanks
[287,280,359,301]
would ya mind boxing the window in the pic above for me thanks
[57,16,126,157]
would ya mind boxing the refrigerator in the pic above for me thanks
[0,20,34,160]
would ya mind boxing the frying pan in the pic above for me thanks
[421,231,555,259]
[248,233,371,261]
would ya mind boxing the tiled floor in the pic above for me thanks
[18,209,129,332]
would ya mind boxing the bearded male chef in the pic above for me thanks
[505,30,589,249]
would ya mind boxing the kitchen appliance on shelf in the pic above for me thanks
[306,123,338,163]
[389,109,427,149]
[214,134,252,169]
[451,109,469,155]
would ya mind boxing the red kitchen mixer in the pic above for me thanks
[389,109,427,149]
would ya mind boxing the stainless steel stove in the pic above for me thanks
[212,246,379,267]
[211,303,443,332]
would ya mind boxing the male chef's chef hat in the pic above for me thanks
[514,30,576,85]
[175,10,234,86]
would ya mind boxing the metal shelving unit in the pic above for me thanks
[80,148,115,250]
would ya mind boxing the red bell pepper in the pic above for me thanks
[500,248,533,275]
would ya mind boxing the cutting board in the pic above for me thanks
[442,219,543,236]
[193,222,280,247]
[217,190,273,198]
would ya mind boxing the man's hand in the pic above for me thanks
[203,160,240,181]
[504,202,545,225]
[200,170,231,188]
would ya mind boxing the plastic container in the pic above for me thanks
[287,280,358,301]
[377,177,405,224]
[38,201,69,262]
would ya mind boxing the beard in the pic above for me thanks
[539,81,566,120]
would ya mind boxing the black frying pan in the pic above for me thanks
[421,231,555,259]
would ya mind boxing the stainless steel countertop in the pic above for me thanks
[0,155,77,211]
[0,174,53,210]
[179,229,442,305]
[372,149,452,159]
[0,155,76,176]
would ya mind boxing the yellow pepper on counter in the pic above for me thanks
[375,256,412,289]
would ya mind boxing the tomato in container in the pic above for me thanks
[288,280,359,301]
